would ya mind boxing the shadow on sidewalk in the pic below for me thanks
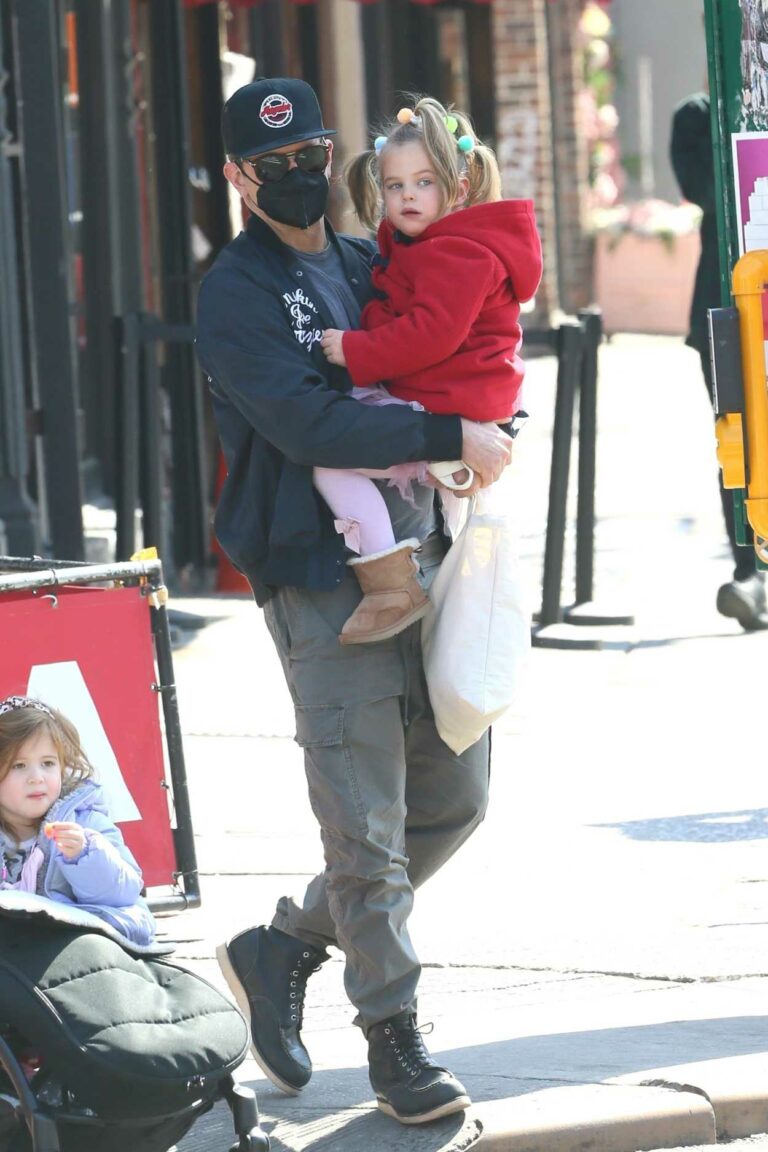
[177,1014,768,1151]
[595,807,768,842]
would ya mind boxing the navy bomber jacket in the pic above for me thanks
[196,214,463,604]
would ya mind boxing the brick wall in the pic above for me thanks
[493,0,555,324]
[492,0,594,323]
[545,0,594,313]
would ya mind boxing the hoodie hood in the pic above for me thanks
[380,200,542,304]
[45,779,107,825]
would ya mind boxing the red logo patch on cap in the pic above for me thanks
[260,94,294,130]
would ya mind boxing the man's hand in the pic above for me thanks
[321,329,347,367]
[458,419,513,493]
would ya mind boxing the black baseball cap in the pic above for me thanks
[222,77,337,159]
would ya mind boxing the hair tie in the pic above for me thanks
[396,108,415,124]
[444,115,458,133]
[374,135,387,154]
[0,696,55,719]
[457,135,475,154]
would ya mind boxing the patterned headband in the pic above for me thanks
[0,696,55,719]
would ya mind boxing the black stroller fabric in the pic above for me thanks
[0,915,253,1152]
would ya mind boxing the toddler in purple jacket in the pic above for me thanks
[0,695,155,946]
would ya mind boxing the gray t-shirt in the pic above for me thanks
[293,243,437,542]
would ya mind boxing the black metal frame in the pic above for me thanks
[0,556,201,912]
[528,311,634,651]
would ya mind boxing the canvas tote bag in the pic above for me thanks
[422,486,530,754]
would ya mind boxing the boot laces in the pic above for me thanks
[383,1018,436,1078]
[288,950,323,1026]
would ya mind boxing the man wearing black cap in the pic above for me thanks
[197,77,512,1126]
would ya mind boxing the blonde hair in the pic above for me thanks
[346,95,502,232]
[0,702,95,840]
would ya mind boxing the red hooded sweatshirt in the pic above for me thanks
[342,200,542,421]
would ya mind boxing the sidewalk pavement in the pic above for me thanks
[126,335,768,1152]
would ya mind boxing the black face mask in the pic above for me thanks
[256,168,329,230]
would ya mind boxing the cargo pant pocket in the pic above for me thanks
[294,704,368,839]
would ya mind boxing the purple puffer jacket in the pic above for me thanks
[0,780,156,946]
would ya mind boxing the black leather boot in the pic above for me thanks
[717,573,768,630]
[217,925,328,1094]
[367,1010,471,1124]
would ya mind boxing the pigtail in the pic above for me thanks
[466,143,502,206]
[345,148,382,232]
[443,105,502,207]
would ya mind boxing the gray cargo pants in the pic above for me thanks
[264,534,490,1030]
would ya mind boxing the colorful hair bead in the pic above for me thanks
[457,134,475,153]
[374,136,387,154]
[444,115,458,133]
[396,108,414,124]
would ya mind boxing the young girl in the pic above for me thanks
[317,96,542,645]
[0,695,156,946]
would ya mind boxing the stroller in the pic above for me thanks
[0,903,269,1152]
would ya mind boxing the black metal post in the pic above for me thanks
[139,317,165,557]
[148,0,208,580]
[108,0,148,561]
[13,0,84,559]
[109,0,145,321]
[115,313,141,559]
[0,9,37,554]
[574,308,600,605]
[535,321,582,630]
[150,591,201,910]
[564,307,634,628]
[74,0,119,500]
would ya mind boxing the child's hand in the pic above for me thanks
[44,821,86,859]
[321,329,347,367]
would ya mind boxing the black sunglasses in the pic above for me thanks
[243,142,330,184]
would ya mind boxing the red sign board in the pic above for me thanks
[0,585,176,888]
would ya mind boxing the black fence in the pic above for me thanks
[526,309,633,650]
[114,313,208,581]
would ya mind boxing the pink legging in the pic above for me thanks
[314,465,424,555]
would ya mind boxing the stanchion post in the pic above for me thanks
[574,308,600,605]
[563,307,634,628]
[536,321,583,629]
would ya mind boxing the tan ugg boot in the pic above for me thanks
[340,538,429,645]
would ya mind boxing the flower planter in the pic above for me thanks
[594,229,701,336]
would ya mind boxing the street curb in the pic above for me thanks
[613,1055,768,1141]
[475,1084,716,1152]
